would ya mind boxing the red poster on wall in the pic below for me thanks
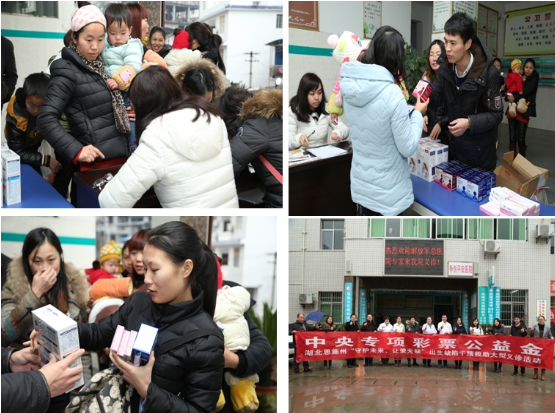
[550,280,555,294]
[295,332,554,370]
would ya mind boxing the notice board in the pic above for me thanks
[504,4,555,55]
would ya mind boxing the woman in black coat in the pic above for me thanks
[220,87,283,208]
[37,5,130,197]
[506,58,539,157]
[70,222,224,413]
[452,317,467,369]
[490,318,505,373]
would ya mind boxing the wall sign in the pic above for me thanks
[344,282,353,323]
[384,240,444,276]
[359,289,368,319]
[433,1,452,33]
[448,262,474,276]
[289,1,319,31]
[537,299,547,320]
[478,286,488,324]
[504,4,555,55]
[362,1,382,39]
[550,280,555,295]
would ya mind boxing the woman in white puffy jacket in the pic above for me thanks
[99,66,238,208]
[289,73,349,150]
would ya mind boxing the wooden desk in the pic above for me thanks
[289,144,356,216]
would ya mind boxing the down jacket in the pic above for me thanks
[98,108,238,208]
[2,348,50,413]
[1,257,90,346]
[433,36,502,171]
[5,88,51,173]
[174,57,230,106]
[78,291,224,413]
[288,107,349,150]
[164,48,202,77]
[231,88,283,208]
[101,37,143,79]
[341,62,423,216]
[37,47,129,163]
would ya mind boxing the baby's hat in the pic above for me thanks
[173,29,190,50]
[328,31,363,64]
[99,240,121,264]
[511,58,522,72]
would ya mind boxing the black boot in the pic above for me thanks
[508,119,518,158]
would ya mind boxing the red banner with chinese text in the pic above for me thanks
[295,332,554,370]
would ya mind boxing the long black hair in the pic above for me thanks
[22,228,69,313]
[181,66,215,98]
[129,66,222,141]
[146,221,218,317]
[361,25,406,86]
[424,39,445,84]
[290,72,328,123]
[218,86,253,138]
[186,22,226,74]
[128,229,148,288]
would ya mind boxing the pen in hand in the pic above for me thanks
[300,130,315,148]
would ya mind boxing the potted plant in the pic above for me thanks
[248,303,276,413]
[404,43,428,105]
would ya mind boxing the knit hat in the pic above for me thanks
[328,31,364,65]
[99,240,121,265]
[71,5,106,33]
[173,30,190,50]
[511,58,522,72]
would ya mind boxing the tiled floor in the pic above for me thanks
[289,360,555,413]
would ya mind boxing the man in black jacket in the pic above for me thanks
[433,12,502,172]
[361,314,377,366]
[510,315,528,376]
[289,313,318,373]
[2,347,84,413]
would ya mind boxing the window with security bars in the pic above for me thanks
[402,219,431,238]
[2,1,58,17]
[434,218,464,239]
[319,292,342,323]
[497,219,527,241]
[501,289,527,326]
[321,220,344,250]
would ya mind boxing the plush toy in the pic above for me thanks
[327,31,365,116]
[142,49,169,70]
[213,285,259,413]
[112,65,136,91]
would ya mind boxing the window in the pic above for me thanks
[2,1,58,17]
[224,220,232,232]
[369,218,385,238]
[385,218,401,238]
[319,292,342,323]
[402,219,430,238]
[222,253,229,266]
[501,289,527,326]
[233,248,240,267]
[276,14,283,28]
[467,219,494,240]
[497,219,527,241]
[435,218,464,239]
[321,220,344,250]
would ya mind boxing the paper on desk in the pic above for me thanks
[307,145,347,159]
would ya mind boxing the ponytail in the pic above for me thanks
[146,221,218,317]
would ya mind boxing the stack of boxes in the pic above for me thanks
[408,138,448,182]
[480,186,541,216]
[434,160,496,201]
[1,146,21,205]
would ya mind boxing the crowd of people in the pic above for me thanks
[2,2,283,208]
[289,12,542,216]
[289,312,554,381]
[1,223,272,413]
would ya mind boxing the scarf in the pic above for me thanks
[69,43,131,134]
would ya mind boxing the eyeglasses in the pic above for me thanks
[92,173,114,190]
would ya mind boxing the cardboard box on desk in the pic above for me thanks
[1,149,21,205]
[494,152,545,198]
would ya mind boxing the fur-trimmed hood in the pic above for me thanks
[173,57,230,105]
[3,257,90,308]
[239,88,283,120]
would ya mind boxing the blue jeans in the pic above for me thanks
[122,91,137,154]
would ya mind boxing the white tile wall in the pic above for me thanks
[289,218,553,328]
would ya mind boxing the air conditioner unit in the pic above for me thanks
[299,293,313,305]
[536,224,555,238]
[345,260,352,273]
[484,240,501,253]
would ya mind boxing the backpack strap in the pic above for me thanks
[258,155,283,185]
[154,328,223,358]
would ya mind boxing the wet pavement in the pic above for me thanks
[289,359,554,413]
